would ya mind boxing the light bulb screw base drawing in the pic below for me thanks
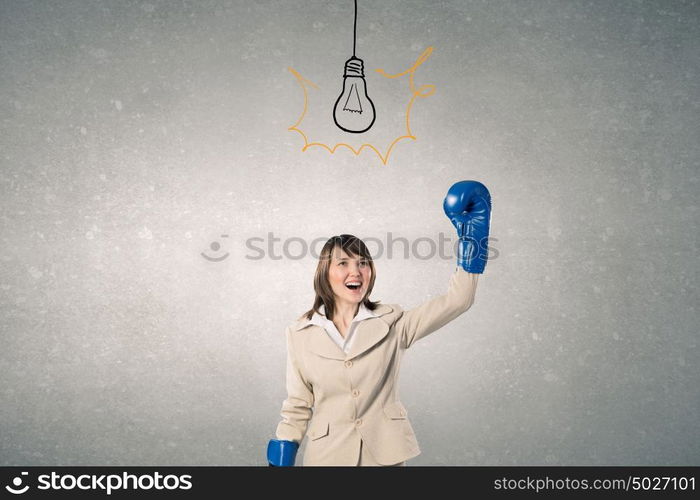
[344,57,365,78]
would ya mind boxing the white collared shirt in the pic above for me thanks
[303,303,377,354]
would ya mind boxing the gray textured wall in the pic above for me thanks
[1,0,698,465]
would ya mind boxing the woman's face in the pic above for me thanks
[328,246,372,308]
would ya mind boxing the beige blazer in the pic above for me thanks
[275,268,479,466]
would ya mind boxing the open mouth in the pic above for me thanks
[345,282,362,291]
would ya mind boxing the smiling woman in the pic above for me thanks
[266,181,492,466]
[304,235,379,329]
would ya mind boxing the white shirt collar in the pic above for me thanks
[303,303,377,353]
[310,303,376,324]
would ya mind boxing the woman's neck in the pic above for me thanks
[332,301,360,327]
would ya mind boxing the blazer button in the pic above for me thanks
[351,389,360,398]
[344,360,353,368]
[354,418,363,427]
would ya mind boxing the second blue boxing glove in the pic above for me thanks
[266,439,298,467]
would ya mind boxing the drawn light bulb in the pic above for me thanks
[332,0,376,133]
[333,57,376,133]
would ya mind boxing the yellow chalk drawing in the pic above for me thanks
[288,46,436,165]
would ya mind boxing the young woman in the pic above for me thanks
[267,180,492,466]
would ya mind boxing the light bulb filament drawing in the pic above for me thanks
[343,83,362,113]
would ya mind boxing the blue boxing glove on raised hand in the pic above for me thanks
[266,439,298,467]
[443,180,492,274]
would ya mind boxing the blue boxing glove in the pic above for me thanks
[266,439,298,467]
[443,180,492,274]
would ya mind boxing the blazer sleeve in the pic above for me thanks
[395,268,479,349]
[275,326,314,443]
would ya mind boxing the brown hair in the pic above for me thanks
[302,234,380,321]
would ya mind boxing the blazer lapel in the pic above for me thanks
[295,304,395,361]
[345,318,389,360]
[346,304,394,360]
[298,323,347,360]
